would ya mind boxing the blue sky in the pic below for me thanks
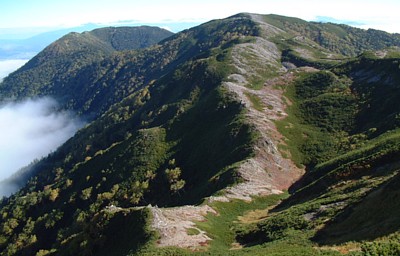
[1,0,400,38]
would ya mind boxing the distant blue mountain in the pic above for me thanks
[314,16,366,26]
[0,24,101,60]
[0,22,199,60]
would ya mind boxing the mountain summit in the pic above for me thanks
[1,13,400,255]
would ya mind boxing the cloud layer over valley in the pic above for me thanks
[0,59,28,81]
[0,98,83,196]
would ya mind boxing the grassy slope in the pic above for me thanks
[0,63,256,255]
[134,194,340,256]
[234,56,400,255]
[263,14,400,56]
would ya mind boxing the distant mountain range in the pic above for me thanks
[1,13,400,255]
[0,24,102,59]
[0,22,202,60]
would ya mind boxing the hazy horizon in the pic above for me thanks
[1,0,400,39]
[0,59,28,80]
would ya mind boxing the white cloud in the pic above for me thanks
[160,26,172,32]
[0,98,83,196]
[0,181,18,197]
[0,59,28,81]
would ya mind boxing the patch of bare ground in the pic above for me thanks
[149,205,217,249]
[212,71,303,202]
[248,13,286,37]
[210,34,304,202]
[375,50,388,58]
[149,18,307,249]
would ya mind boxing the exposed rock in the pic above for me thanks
[149,205,217,249]
[150,16,305,248]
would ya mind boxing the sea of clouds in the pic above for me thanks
[0,59,28,81]
[0,48,85,197]
[0,98,83,196]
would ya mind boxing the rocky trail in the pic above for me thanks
[148,17,304,249]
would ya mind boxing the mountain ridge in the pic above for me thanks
[0,26,173,117]
[1,13,400,255]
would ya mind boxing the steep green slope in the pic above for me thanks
[88,26,173,51]
[0,19,259,118]
[236,55,400,255]
[264,14,400,56]
[0,26,173,117]
[0,15,259,255]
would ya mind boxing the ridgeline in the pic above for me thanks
[1,13,400,255]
